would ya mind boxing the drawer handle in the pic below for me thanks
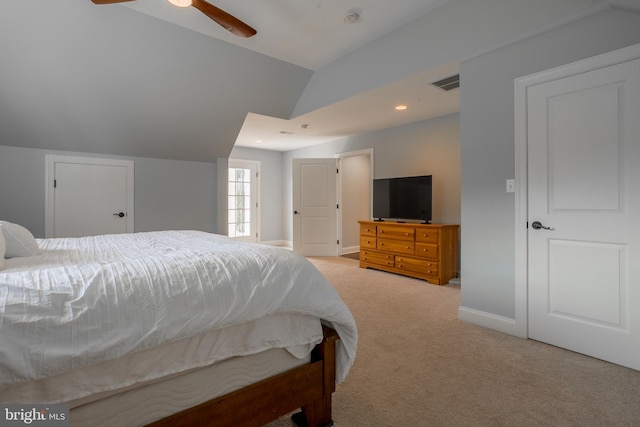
[405,232,409,236]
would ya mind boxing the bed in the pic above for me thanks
[0,223,358,427]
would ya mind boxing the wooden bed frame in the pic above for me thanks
[147,326,339,427]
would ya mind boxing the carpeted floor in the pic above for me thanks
[266,256,640,427]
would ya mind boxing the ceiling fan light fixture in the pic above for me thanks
[167,0,192,8]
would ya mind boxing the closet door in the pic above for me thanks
[46,155,134,238]
[292,158,338,256]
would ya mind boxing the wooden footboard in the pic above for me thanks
[147,326,339,427]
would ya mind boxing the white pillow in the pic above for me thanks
[0,223,5,270]
[0,221,40,258]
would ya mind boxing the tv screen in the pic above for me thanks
[373,175,432,223]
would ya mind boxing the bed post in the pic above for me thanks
[292,325,338,427]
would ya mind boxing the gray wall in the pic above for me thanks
[229,146,285,243]
[293,0,596,117]
[459,9,640,320]
[0,1,311,163]
[0,145,217,238]
[283,113,461,243]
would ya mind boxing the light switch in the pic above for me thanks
[506,179,515,193]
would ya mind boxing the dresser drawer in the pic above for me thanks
[360,250,394,267]
[360,224,377,237]
[416,229,439,243]
[378,238,414,255]
[377,225,414,241]
[396,256,440,277]
[416,243,438,259]
[360,236,377,249]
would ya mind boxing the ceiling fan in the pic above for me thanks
[91,0,257,38]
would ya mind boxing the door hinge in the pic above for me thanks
[54,179,57,188]
[337,204,339,209]
[336,168,339,173]
[337,239,340,245]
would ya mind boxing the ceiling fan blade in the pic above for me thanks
[191,0,256,38]
[91,0,136,4]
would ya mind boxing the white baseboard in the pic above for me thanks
[458,306,526,338]
[341,245,359,255]
[260,240,292,248]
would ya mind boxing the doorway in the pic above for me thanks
[228,159,260,243]
[292,150,373,256]
[338,149,373,255]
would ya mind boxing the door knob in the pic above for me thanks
[294,210,300,214]
[113,212,125,218]
[531,221,554,230]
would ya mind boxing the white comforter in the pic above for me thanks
[0,230,357,388]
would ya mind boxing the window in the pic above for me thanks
[228,160,259,242]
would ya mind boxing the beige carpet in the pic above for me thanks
[266,256,640,427]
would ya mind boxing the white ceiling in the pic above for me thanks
[236,61,459,151]
[120,0,459,151]
[123,0,452,70]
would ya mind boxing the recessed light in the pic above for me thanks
[395,105,408,111]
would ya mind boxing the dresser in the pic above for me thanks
[358,220,459,285]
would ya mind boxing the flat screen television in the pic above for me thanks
[373,175,432,223]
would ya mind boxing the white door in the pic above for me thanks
[292,158,338,256]
[228,160,259,242]
[46,155,134,238]
[527,56,640,370]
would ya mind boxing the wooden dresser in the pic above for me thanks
[358,220,459,285]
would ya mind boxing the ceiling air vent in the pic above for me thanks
[431,74,460,91]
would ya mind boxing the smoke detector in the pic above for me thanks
[344,12,360,24]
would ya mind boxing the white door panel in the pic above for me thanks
[46,156,134,238]
[527,56,640,370]
[293,158,338,256]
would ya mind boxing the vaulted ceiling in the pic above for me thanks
[1,0,634,160]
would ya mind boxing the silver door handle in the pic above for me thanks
[531,221,554,230]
